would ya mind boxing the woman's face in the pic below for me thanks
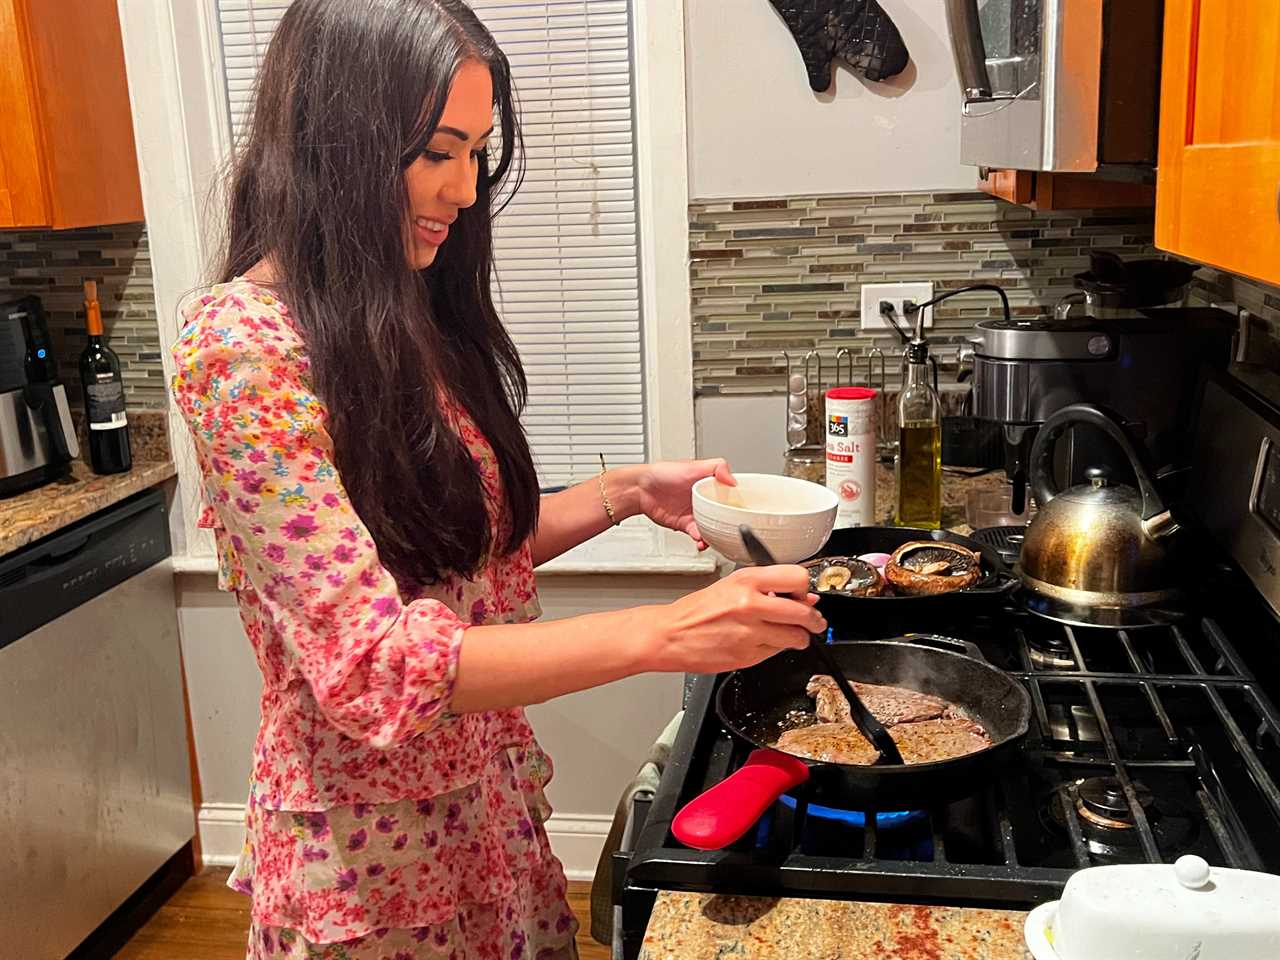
[404,60,494,270]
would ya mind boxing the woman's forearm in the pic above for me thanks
[452,604,656,711]
[451,564,826,714]
[530,464,647,566]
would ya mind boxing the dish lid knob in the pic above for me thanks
[1174,855,1211,890]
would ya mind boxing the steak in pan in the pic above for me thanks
[807,675,952,726]
[775,717,992,765]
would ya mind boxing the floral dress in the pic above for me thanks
[171,278,577,960]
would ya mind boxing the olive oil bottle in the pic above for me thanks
[894,311,942,528]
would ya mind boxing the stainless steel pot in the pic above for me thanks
[1017,404,1182,626]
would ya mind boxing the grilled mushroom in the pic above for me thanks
[883,541,982,596]
[803,557,885,596]
[816,565,853,591]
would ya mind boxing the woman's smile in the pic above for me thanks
[414,215,452,247]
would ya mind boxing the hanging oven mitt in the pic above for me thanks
[768,0,910,90]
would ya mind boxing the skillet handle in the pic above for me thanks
[671,749,810,851]
[899,633,989,664]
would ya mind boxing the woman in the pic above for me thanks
[172,2,823,957]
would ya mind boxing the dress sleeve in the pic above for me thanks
[171,303,467,749]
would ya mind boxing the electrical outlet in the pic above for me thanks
[860,282,934,332]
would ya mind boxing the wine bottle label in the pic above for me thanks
[86,380,128,430]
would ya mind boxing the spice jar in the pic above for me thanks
[783,444,826,485]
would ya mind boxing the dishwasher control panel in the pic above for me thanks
[0,489,170,647]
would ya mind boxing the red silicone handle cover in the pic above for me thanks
[671,749,811,850]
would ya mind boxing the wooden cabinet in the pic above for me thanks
[978,169,1155,211]
[1156,1,1280,285]
[0,0,143,230]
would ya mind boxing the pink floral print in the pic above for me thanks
[172,279,575,956]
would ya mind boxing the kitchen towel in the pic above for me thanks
[769,0,910,90]
[589,710,684,945]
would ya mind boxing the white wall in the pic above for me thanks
[685,0,975,199]
[176,571,710,879]
[696,394,788,474]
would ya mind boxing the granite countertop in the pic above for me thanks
[640,892,1031,960]
[0,459,177,557]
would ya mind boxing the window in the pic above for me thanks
[214,0,646,487]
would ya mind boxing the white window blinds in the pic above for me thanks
[214,0,647,487]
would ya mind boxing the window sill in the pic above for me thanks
[533,520,719,576]
[172,555,719,577]
[534,554,718,576]
[170,522,721,578]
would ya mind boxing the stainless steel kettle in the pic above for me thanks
[1017,404,1182,627]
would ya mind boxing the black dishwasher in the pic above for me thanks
[0,490,194,957]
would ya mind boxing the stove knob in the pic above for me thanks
[1174,855,1211,890]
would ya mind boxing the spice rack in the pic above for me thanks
[781,349,894,476]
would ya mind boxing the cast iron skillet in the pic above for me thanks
[805,526,1016,625]
[671,636,1031,850]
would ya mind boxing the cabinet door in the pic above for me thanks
[19,0,144,229]
[0,0,49,227]
[1156,2,1280,285]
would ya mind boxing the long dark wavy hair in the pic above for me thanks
[220,0,539,587]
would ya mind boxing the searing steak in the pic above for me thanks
[775,722,879,765]
[807,675,950,726]
[775,717,992,765]
[889,718,991,763]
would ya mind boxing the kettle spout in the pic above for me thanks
[1142,510,1181,540]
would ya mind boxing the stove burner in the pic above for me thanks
[778,794,924,829]
[1044,777,1196,864]
[1026,629,1076,669]
[1076,777,1154,830]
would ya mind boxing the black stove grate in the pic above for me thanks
[624,610,1280,908]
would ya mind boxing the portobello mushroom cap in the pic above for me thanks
[883,541,982,596]
[803,556,885,597]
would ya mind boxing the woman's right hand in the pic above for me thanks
[639,565,826,674]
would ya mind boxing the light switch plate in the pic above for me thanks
[860,282,934,332]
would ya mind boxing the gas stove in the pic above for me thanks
[611,589,1280,958]
[607,369,1280,958]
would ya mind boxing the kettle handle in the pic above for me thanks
[1029,403,1167,521]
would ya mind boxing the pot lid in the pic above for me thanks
[1041,855,1280,960]
[1049,466,1141,507]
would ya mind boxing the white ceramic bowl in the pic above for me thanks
[692,473,838,565]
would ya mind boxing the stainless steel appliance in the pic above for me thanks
[968,256,1234,513]
[0,490,193,957]
[0,295,79,496]
[1191,366,1280,621]
[944,0,1163,174]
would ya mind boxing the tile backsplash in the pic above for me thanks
[0,223,164,409]
[689,192,1161,395]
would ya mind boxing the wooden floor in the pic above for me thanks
[114,868,609,960]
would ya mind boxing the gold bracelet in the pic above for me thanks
[597,452,618,525]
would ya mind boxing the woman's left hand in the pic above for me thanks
[636,459,736,550]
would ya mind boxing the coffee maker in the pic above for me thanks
[969,254,1235,514]
[0,296,79,496]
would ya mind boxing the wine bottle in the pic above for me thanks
[79,280,132,474]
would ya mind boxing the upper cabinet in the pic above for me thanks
[1156,2,1280,285]
[0,0,143,230]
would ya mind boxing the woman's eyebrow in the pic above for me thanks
[435,124,496,142]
